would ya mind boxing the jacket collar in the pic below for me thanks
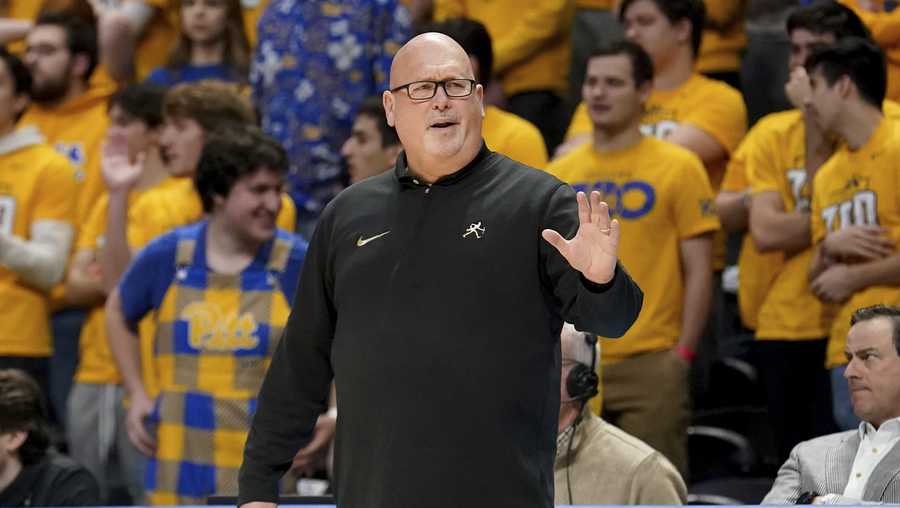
[395,142,490,188]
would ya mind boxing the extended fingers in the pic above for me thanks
[541,228,569,257]
[609,218,620,244]
[576,192,590,226]
[590,193,611,231]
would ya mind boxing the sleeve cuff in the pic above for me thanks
[579,263,620,294]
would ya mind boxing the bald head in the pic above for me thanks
[561,323,595,367]
[383,32,484,182]
[389,33,475,88]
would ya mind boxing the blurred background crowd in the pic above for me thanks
[1,0,900,505]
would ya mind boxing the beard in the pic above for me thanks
[30,72,71,104]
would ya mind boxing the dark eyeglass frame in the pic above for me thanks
[389,79,477,100]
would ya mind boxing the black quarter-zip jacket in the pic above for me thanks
[239,144,643,508]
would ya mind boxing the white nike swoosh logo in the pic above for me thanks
[356,230,390,247]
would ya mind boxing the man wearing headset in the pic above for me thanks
[555,323,686,505]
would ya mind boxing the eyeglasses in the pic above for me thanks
[390,79,476,100]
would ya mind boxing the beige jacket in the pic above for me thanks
[554,410,687,505]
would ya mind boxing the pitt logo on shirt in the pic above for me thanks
[180,301,260,351]
[571,180,656,220]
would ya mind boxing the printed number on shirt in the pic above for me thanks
[786,168,811,210]
[0,196,15,235]
[640,120,678,140]
[822,191,878,231]
[572,180,656,219]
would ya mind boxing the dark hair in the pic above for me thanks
[805,37,886,109]
[167,0,250,83]
[355,96,399,148]
[0,49,32,98]
[34,11,98,83]
[194,123,288,213]
[108,84,166,128]
[619,0,706,57]
[0,369,50,466]
[0,49,32,121]
[163,80,255,132]
[786,1,870,41]
[421,17,493,87]
[850,305,900,356]
[587,39,654,88]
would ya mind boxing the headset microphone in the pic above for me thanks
[564,333,599,403]
[564,332,600,506]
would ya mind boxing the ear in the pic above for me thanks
[637,80,652,103]
[71,53,90,82]
[12,93,29,118]
[674,18,692,48]
[837,74,854,99]
[383,90,395,128]
[1,430,28,453]
[475,83,485,118]
[211,192,227,213]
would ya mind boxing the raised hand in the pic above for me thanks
[542,191,620,285]
[785,67,812,110]
[101,130,144,193]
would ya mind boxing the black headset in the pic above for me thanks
[564,332,599,506]
[565,332,599,402]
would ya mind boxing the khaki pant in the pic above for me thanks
[601,349,690,477]
[67,382,145,503]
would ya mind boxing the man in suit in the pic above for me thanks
[763,304,900,504]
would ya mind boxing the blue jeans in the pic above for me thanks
[831,365,860,431]
[50,308,86,429]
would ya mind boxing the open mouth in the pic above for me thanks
[430,121,458,129]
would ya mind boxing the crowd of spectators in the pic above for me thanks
[1,0,900,505]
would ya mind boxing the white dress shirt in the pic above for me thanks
[843,417,900,500]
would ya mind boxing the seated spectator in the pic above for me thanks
[64,83,170,504]
[341,96,402,183]
[0,48,77,397]
[145,0,250,87]
[424,17,549,169]
[105,124,312,504]
[555,323,686,505]
[0,369,99,506]
[763,305,900,504]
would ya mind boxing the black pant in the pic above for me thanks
[750,339,837,465]
[506,91,568,156]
